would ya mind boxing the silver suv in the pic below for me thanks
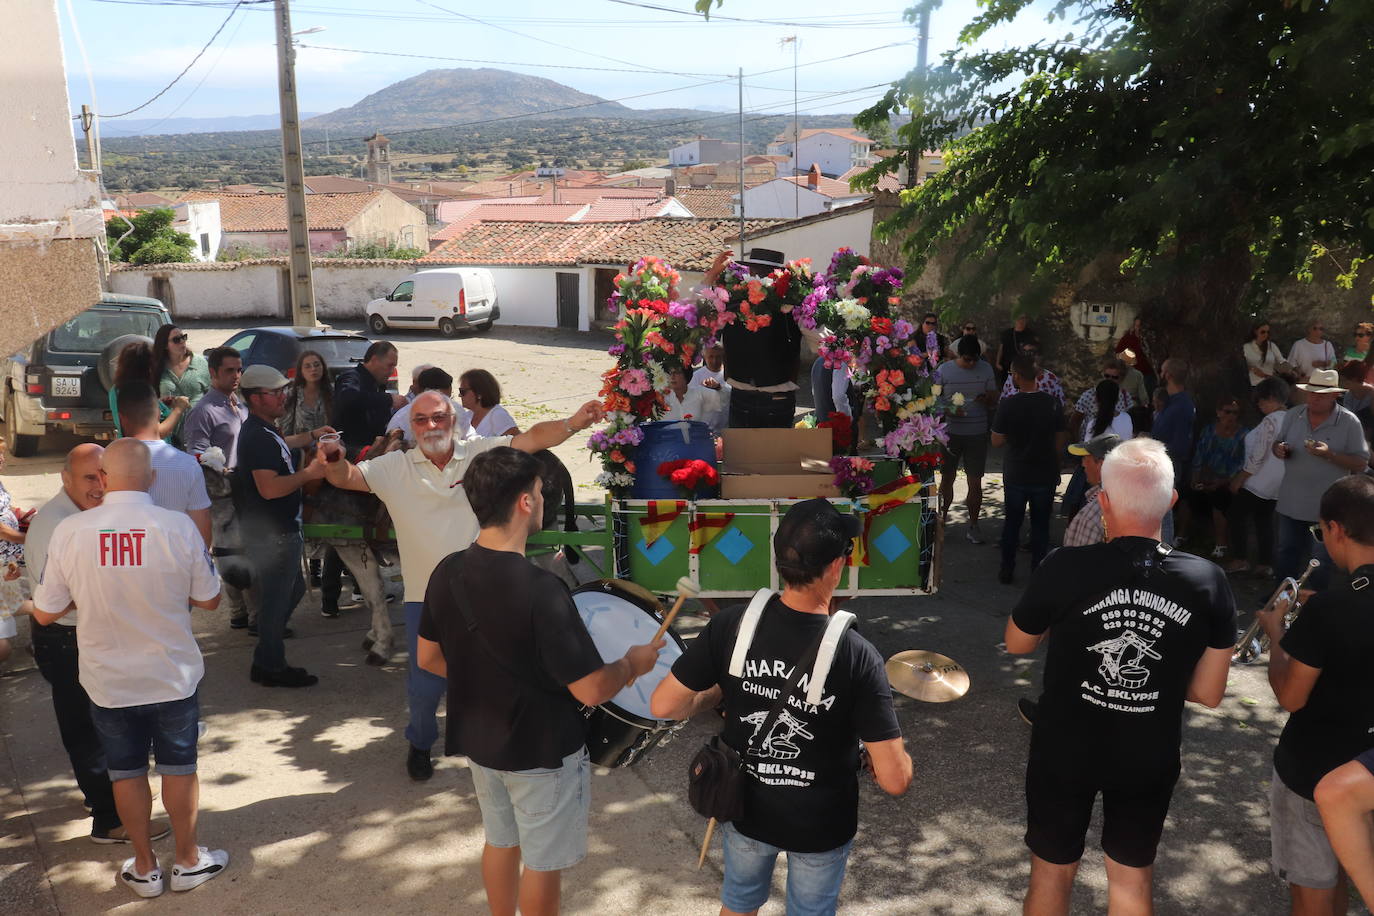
[1,293,171,456]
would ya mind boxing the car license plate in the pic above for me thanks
[50,376,81,397]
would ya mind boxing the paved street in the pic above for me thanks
[0,323,1347,914]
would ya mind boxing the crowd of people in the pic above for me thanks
[2,307,1373,916]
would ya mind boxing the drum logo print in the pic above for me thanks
[1086,631,1162,689]
[740,709,814,761]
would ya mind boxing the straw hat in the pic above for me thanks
[1296,368,1345,394]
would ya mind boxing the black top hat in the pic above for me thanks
[742,248,786,271]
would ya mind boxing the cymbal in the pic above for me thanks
[885,650,970,703]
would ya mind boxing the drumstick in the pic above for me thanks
[698,817,717,869]
[628,577,699,687]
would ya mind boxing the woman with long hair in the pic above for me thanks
[1243,320,1288,388]
[109,340,188,439]
[153,325,209,445]
[1084,379,1132,441]
[281,349,333,439]
[458,368,520,437]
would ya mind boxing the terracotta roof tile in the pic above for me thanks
[180,190,388,232]
[429,203,587,244]
[577,196,672,221]
[774,175,868,199]
[838,166,901,192]
[420,217,780,271]
[672,188,735,219]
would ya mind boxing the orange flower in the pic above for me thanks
[747,280,766,305]
[875,396,891,412]
[610,449,625,463]
[624,461,636,473]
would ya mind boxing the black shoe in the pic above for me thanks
[229,617,249,630]
[247,625,294,638]
[253,666,318,688]
[407,744,434,781]
[1017,698,1038,725]
[361,636,375,652]
[998,566,1014,585]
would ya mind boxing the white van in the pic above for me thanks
[366,268,499,337]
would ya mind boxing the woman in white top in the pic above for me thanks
[458,369,520,438]
[1287,319,1337,379]
[1242,320,1288,387]
[1224,377,1289,576]
[1078,379,1134,443]
[662,367,711,423]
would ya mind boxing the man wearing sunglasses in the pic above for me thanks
[1259,475,1374,916]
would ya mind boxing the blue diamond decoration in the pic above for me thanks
[713,527,754,566]
[872,524,912,564]
[636,536,675,566]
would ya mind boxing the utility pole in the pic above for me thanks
[780,36,798,218]
[906,6,931,189]
[79,105,99,171]
[275,0,316,326]
[737,67,745,255]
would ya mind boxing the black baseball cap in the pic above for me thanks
[775,499,862,574]
[1067,431,1122,460]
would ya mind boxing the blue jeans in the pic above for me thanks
[405,601,446,752]
[1274,512,1331,590]
[247,531,305,672]
[1002,483,1054,571]
[720,822,853,916]
[90,692,199,781]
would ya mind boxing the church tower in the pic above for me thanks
[364,132,392,184]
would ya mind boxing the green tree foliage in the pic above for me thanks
[854,0,1374,361]
[322,242,426,260]
[105,208,194,264]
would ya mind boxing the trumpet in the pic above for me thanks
[1233,559,1319,663]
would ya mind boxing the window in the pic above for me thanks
[223,332,258,356]
[47,309,163,354]
[200,233,210,256]
[254,334,298,370]
[390,281,413,302]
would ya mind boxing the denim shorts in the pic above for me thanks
[469,747,589,872]
[1271,765,1339,889]
[720,822,853,916]
[90,692,200,780]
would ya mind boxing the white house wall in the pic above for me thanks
[174,200,221,262]
[741,182,831,220]
[731,207,874,272]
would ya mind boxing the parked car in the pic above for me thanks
[0,293,172,456]
[216,326,398,391]
[365,268,499,337]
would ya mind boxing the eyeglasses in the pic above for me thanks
[1357,332,1372,338]
[923,319,937,326]
[1310,523,1324,543]
[412,412,454,427]
[457,387,471,395]
[169,334,188,344]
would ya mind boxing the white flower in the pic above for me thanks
[952,392,966,406]
[834,298,871,330]
[595,471,635,488]
[931,385,943,396]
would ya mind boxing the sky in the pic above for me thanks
[59,0,1063,127]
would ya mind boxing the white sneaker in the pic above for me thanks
[170,847,229,892]
[966,524,986,545]
[120,857,164,898]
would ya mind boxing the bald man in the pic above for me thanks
[321,389,604,781]
[34,439,226,898]
[25,443,160,844]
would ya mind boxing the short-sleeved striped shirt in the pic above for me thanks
[143,439,211,514]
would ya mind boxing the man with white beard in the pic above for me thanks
[320,390,605,781]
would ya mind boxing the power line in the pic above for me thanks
[101,0,246,118]
[296,43,723,78]
[602,0,897,29]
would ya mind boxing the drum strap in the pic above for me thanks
[727,588,773,679]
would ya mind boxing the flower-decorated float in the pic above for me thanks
[529,248,949,600]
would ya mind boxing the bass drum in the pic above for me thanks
[571,579,687,768]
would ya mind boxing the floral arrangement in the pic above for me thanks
[590,258,730,493]
[829,455,875,498]
[718,258,816,332]
[876,413,949,468]
[658,458,719,497]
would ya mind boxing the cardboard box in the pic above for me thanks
[721,428,839,499]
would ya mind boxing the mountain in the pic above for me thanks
[98,113,321,138]
[304,68,631,132]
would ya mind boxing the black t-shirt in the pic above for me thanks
[1274,566,1374,799]
[418,544,605,771]
[671,596,901,852]
[1012,538,1236,779]
[992,391,1065,487]
[721,314,802,388]
[233,414,301,537]
[998,327,1038,372]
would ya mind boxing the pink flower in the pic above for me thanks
[619,369,651,396]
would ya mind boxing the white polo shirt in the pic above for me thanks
[33,491,221,708]
[358,435,511,603]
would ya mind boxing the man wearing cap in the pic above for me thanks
[234,364,336,688]
[710,248,804,428]
[1063,432,1123,548]
[1271,368,1369,590]
[992,356,1068,584]
[651,499,912,916]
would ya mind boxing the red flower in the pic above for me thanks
[870,317,894,335]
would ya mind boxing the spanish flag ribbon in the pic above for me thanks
[852,476,924,567]
[639,500,687,548]
[689,512,736,555]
